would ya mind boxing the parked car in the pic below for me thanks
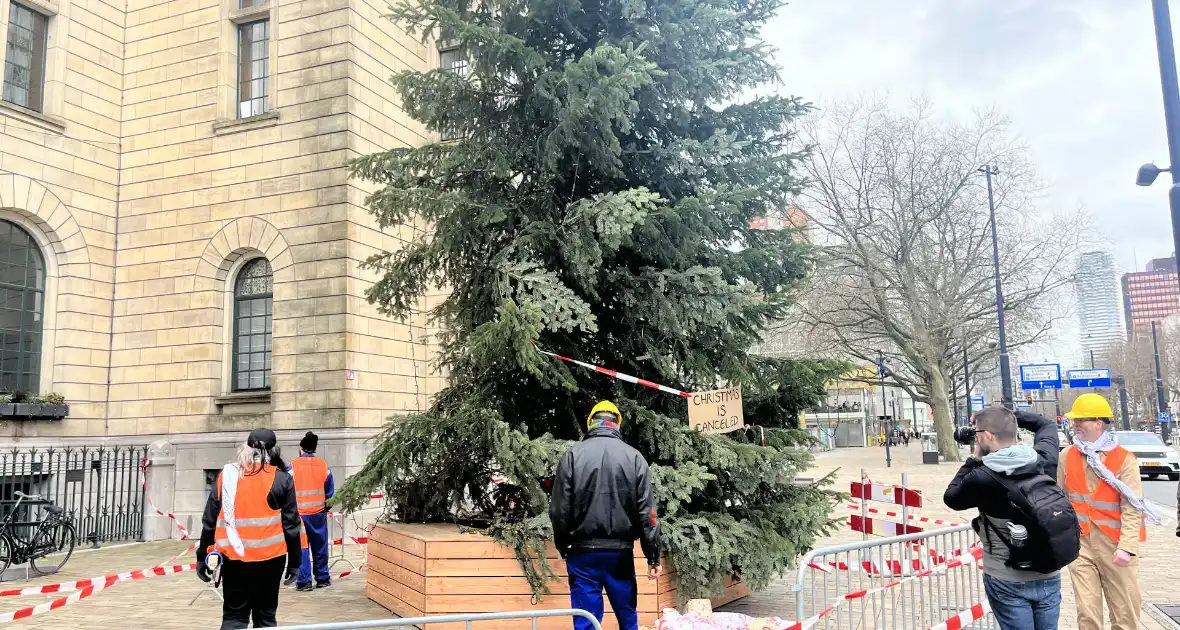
[1057,430,1070,450]
[1111,431,1180,480]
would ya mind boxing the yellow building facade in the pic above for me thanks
[0,0,444,533]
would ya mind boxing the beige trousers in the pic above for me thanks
[1068,531,1141,630]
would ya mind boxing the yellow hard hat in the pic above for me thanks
[587,400,622,428]
[1065,393,1114,421]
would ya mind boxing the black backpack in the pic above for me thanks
[981,468,1081,573]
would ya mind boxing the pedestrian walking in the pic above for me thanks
[1060,394,1164,630]
[549,401,662,630]
[197,428,302,629]
[290,431,335,591]
[943,408,1076,630]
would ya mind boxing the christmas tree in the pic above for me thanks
[334,0,844,600]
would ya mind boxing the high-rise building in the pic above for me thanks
[1122,255,1180,336]
[1077,251,1124,357]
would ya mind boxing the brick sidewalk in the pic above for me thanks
[1,540,383,628]
[724,443,1180,629]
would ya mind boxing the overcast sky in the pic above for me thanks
[766,1,1179,365]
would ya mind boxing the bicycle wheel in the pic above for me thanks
[0,535,13,577]
[30,521,75,576]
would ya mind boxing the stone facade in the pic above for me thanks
[0,0,444,532]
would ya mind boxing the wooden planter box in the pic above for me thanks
[367,523,750,630]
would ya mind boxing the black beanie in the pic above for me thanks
[300,431,318,452]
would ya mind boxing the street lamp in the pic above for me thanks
[980,165,1014,409]
[1140,0,1180,440]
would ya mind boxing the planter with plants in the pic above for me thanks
[0,392,69,419]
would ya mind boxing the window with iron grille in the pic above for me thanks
[0,221,43,394]
[233,258,272,391]
[439,46,467,140]
[2,2,48,112]
[237,19,269,118]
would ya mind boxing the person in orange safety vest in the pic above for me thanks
[198,428,302,629]
[290,431,335,591]
[1058,394,1163,630]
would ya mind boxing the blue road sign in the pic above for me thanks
[1160,411,1172,424]
[1067,369,1112,389]
[1019,364,1062,390]
[970,395,985,408]
[1016,402,1033,409]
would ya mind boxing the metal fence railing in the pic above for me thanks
[0,445,147,543]
[792,524,996,629]
[273,609,605,630]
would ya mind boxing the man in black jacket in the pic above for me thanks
[943,408,1062,630]
[549,400,662,630]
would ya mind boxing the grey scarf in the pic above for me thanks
[1074,432,1163,526]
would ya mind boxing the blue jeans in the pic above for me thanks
[983,573,1061,630]
[566,550,638,630]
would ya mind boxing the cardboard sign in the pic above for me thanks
[687,386,745,434]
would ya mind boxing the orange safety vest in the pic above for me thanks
[1064,446,1147,543]
[290,456,329,515]
[212,465,288,562]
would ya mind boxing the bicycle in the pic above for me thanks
[0,491,77,576]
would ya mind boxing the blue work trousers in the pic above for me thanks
[297,511,331,585]
[566,550,638,630]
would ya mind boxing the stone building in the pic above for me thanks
[0,0,446,535]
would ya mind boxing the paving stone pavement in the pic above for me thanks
[0,540,383,628]
[4,445,1179,628]
[722,443,1180,629]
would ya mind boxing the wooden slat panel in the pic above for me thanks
[425,575,661,596]
[371,524,428,557]
[368,566,427,610]
[423,594,660,614]
[370,537,427,574]
[370,554,426,593]
[426,558,658,577]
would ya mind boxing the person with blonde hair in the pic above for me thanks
[197,428,302,629]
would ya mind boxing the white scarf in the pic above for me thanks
[220,464,246,556]
[1074,432,1164,526]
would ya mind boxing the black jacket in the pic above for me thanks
[943,410,1061,520]
[198,464,302,571]
[548,427,662,566]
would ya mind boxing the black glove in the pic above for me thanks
[197,563,213,583]
[283,567,298,586]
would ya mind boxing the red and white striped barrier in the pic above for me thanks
[850,481,922,508]
[0,563,195,623]
[785,545,983,630]
[845,503,966,527]
[140,458,191,540]
[531,341,692,399]
[925,600,991,630]
[807,539,983,576]
[335,564,365,580]
[849,515,922,537]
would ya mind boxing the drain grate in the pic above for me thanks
[1149,604,1180,629]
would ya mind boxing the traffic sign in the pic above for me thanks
[1019,364,1062,390]
[970,395,985,408]
[1016,402,1033,409]
[1160,411,1172,424]
[1066,368,1112,389]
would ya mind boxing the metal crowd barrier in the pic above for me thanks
[273,609,604,630]
[792,524,996,629]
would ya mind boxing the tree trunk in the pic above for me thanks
[928,367,961,461]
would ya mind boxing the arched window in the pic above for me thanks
[233,257,272,391]
[0,221,44,393]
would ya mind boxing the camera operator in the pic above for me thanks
[943,408,1075,630]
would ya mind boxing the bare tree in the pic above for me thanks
[799,98,1085,460]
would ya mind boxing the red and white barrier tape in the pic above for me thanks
[140,458,191,540]
[0,563,194,623]
[330,512,370,546]
[807,540,982,577]
[845,503,966,527]
[335,564,365,580]
[925,600,991,630]
[786,545,983,629]
[530,341,692,399]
